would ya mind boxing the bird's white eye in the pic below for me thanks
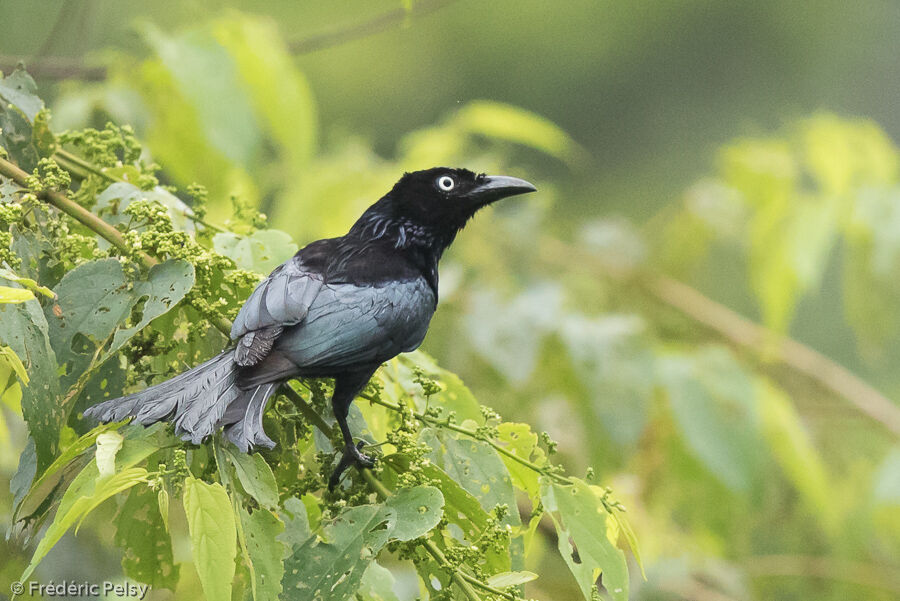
[437,175,455,191]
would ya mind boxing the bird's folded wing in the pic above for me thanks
[275,278,434,369]
[230,258,324,366]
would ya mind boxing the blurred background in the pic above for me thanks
[2,0,900,599]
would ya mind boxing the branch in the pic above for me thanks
[539,238,900,438]
[287,0,458,55]
[741,555,900,594]
[0,0,460,81]
[0,155,157,267]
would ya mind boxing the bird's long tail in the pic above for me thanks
[82,350,279,451]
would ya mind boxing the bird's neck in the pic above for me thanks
[349,211,457,260]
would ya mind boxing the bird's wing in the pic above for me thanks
[231,257,324,366]
[283,278,434,368]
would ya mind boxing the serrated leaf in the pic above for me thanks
[0,297,62,471]
[115,484,179,589]
[283,503,396,601]
[224,448,279,509]
[384,454,510,574]
[47,258,194,392]
[238,505,285,601]
[0,67,43,122]
[541,478,628,601]
[384,485,444,541]
[183,477,237,601]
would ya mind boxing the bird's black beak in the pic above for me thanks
[468,175,537,205]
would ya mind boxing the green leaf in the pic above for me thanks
[183,477,237,601]
[0,267,55,298]
[13,422,120,523]
[658,347,763,492]
[115,484,180,589]
[144,25,261,168]
[158,487,170,532]
[213,229,298,274]
[486,571,539,588]
[277,497,311,554]
[0,296,62,471]
[453,100,582,164]
[238,505,285,601]
[357,561,401,601]
[560,314,654,448]
[759,380,839,531]
[95,181,198,233]
[20,466,148,583]
[541,478,628,601]
[496,422,546,501]
[224,448,279,509]
[385,453,511,574]
[0,344,28,385]
[47,258,194,391]
[423,429,520,527]
[283,503,396,601]
[0,285,35,303]
[212,15,317,168]
[384,485,444,541]
[0,67,43,122]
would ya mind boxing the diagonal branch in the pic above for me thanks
[540,238,900,438]
[0,0,460,81]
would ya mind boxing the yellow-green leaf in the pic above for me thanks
[183,477,237,601]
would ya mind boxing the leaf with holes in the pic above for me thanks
[239,505,285,601]
[384,485,444,542]
[0,298,62,471]
[282,503,396,601]
[46,258,194,392]
[115,484,179,589]
[541,478,628,601]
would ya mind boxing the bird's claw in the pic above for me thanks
[328,440,376,490]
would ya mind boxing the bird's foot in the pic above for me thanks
[328,440,376,490]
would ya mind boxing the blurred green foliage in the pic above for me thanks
[1,2,900,601]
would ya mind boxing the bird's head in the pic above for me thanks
[355,167,536,250]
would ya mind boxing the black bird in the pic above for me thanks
[84,167,536,487]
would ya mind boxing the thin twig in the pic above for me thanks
[741,554,900,594]
[288,0,459,55]
[0,0,460,81]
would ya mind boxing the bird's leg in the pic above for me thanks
[328,370,377,490]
